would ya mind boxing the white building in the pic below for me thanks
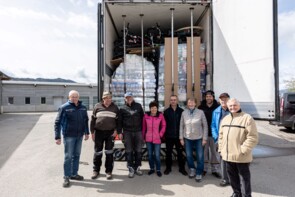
[1,80,99,113]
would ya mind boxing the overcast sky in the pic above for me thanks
[0,0,294,89]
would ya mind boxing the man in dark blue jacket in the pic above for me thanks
[163,95,187,176]
[54,90,89,188]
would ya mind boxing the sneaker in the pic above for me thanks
[91,171,99,179]
[164,168,171,175]
[212,172,222,179]
[189,168,196,178]
[148,169,155,175]
[179,169,188,176]
[106,172,112,180]
[128,167,135,178]
[135,167,143,176]
[63,178,70,188]
[70,174,84,181]
[195,174,202,182]
[156,171,162,177]
[220,179,230,187]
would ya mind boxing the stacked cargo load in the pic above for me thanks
[158,46,165,111]
[177,44,187,107]
[111,54,156,111]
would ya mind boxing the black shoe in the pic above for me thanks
[148,169,155,175]
[91,171,99,179]
[231,193,241,197]
[70,174,84,181]
[220,179,230,187]
[63,178,70,188]
[212,172,222,179]
[202,171,207,176]
[179,169,188,176]
[157,171,162,177]
[164,168,171,175]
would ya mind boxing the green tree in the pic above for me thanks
[284,78,295,92]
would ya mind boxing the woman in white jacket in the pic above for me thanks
[179,98,208,182]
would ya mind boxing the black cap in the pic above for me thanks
[219,93,230,98]
[205,90,215,97]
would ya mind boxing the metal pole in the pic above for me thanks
[170,8,175,94]
[190,8,195,94]
[140,14,145,111]
[122,15,127,94]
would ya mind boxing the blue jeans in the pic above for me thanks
[184,138,204,175]
[63,136,83,178]
[146,142,161,171]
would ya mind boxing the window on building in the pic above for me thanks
[41,97,46,104]
[8,97,14,104]
[25,97,30,104]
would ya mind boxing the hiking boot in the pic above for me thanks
[220,179,230,187]
[195,174,202,182]
[164,168,171,175]
[63,178,70,188]
[135,167,143,176]
[128,167,135,178]
[189,168,196,178]
[106,172,112,180]
[179,169,188,176]
[212,172,221,179]
[91,171,99,179]
[148,169,155,175]
[156,171,162,177]
[70,174,84,181]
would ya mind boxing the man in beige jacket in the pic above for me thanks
[218,98,258,197]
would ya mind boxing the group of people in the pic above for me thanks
[54,89,258,197]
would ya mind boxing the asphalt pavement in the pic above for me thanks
[0,112,294,197]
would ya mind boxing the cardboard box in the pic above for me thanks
[164,37,178,108]
[186,37,201,106]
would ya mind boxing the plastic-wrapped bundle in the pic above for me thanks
[111,54,156,111]
[157,46,165,111]
[178,44,187,106]
[200,43,206,93]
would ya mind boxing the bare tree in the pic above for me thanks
[284,78,295,92]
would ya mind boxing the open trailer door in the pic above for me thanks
[212,0,279,119]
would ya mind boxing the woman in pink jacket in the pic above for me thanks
[142,101,166,177]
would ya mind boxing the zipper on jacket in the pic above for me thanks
[226,115,234,161]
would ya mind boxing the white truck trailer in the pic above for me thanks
[97,0,279,120]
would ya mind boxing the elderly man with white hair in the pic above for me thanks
[218,98,258,197]
[54,90,90,188]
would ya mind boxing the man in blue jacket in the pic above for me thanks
[211,92,230,187]
[54,90,89,188]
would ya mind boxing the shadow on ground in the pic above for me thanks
[0,113,42,169]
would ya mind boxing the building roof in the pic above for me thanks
[0,71,11,80]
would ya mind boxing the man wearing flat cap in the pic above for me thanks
[90,91,119,180]
[118,92,144,178]
[198,90,221,179]
[211,92,231,186]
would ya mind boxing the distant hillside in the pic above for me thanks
[12,77,76,83]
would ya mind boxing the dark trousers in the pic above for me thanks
[93,130,114,173]
[124,131,143,169]
[165,138,185,171]
[226,161,252,197]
